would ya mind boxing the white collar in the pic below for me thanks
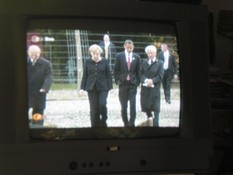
[125,51,132,57]
[104,41,110,47]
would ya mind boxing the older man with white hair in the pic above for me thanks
[140,45,164,127]
[27,45,53,126]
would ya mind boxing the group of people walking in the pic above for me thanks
[27,35,177,128]
[80,39,178,128]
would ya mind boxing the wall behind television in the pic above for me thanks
[202,0,233,70]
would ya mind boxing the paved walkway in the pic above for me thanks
[36,86,180,128]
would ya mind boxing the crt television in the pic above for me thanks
[0,0,212,174]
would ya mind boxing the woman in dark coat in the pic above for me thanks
[140,45,164,126]
[80,44,113,127]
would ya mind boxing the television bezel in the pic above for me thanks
[0,1,212,174]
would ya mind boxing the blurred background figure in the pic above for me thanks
[99,34,117,75]
[158,43,178,104]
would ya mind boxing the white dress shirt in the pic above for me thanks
[125,51,132,62]
[163,50,169,70]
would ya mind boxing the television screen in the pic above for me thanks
[27,19,181,140]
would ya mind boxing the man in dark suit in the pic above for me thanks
[114,40,141,127]
[27,45,53,125]
[158,43,178,104]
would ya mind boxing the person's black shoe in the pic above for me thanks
[128,122,135,127]
[124,122,129,127]
[101,121,107,127]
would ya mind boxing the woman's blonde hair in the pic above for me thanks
[89,44,103,54]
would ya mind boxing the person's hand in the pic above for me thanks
[79,89,85,95]
[39,89,46,93]
[109,89,114,94]
[146,79,153,87]
[174,74,178,80]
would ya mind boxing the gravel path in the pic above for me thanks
[35,86,180,128]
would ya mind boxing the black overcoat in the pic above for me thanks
[27,57,53,97]
[140,59,164,112]
[80,58,113,91]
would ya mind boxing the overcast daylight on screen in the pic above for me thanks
[27,29,180,128]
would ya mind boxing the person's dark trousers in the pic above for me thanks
[146,110,159,127]
[29,93,46,126]
[162,69,173,103]
[119,81,137,127]
[88,88,109,127]
[146,111,153,118]
[153,112,159,127]
[99,91,109,127]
